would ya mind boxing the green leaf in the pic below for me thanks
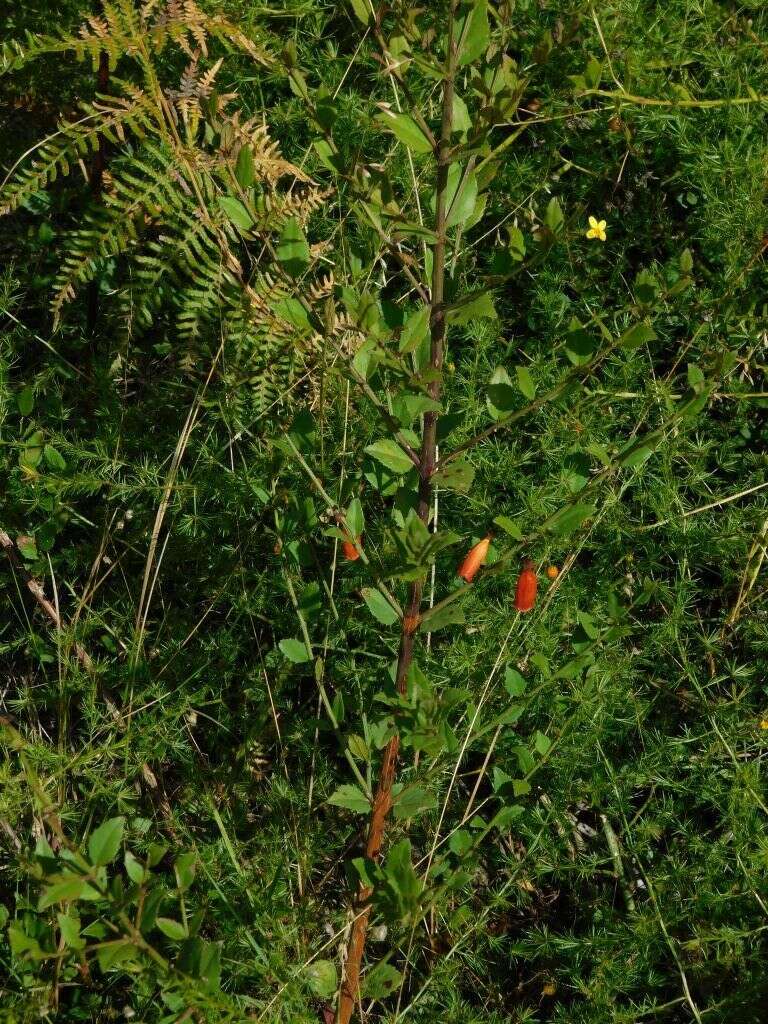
[564,323,598,365]
[279,638,311,664]
[57,913,85,949]
[39,878,87,910]
[444,288,499,323]
[17,535,38,560]
[234,145,255,188]
[493,515,523,539]
[446,290,496,326]
[584,58,602,89]
[444,165,478,229]
[392,786,437,821]
[363,963,403,1000]
[361,587,399,626]
[349,0,371,25]
[124,850,148,885]
[218,195,253,231]
[399,304,430,354]
[17,386,34,416]
[175,852,196,893]
[486,366,515,418]
[432,459,475,493]
[452,93,472,136]
[457,0,490,66]
[620,323,656,349]
[534,730,551,755]
[276,217,310,278]
[545,197,564,233]
[546,503,595,536]
[156,917,187,940]
[503,665,527,697]
[88,816,124,866]
[515,365,536,400]
[347,734,369,760]
[364,439,414,475]
[304,959,337,998]
[43,444,66,471]
[506,226,525,262]
[346,497,365,538]
[97,940,135,972]
[327,784,370,813]
[419,603,466,632]
[375,111,432,154]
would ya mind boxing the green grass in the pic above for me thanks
[1,1,767,1022]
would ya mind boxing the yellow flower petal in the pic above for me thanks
[588,216,599,229]
[761,719,768,730]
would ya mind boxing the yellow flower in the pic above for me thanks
[760,719,768,730]
[586,215,607,242]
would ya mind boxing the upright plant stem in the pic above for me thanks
[337,8,459,1021]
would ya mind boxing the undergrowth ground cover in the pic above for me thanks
[1,1,767,1022]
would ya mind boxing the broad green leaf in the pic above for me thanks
[276,217,310,278]
[486,366,515,418]
[419,603,466,632]
[432,459,475,493]
[545,196,564,233]
[374,111,432,154]
[452,93,472,136]
[97,940,135,972]
[57,913,85,949]
[175,852,196,893]
[88,816,124,866]
[533,730,551,755]
[304,959,337,998]
[43,444,66,471]
[457,0,490,66]
[493,515,522,539]
[503,665,527,697]
[124,851,148,885]
[349,0,371,24]
[442,164,478,229]
[446,290,496,326]
[364,439,414,475]
[620,323,656,349]
[363,962,403,1000]
[546,503,595,536]
[234,145,255,188]
[156,917,187,940]
[393,786,437,820]
[17,386,34,416]
[347,734,369,760]
[218,195,253,231]
[508,226,525,260]
[516,365,536,400]
[279,638,311,663]
[39,878,87,910]
[327,784,370,813]
[361,587,399,626]
[346,497,365,538]
[399,304,430,353]
[564,323,598,365]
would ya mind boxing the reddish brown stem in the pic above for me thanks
[337,7,459,1020]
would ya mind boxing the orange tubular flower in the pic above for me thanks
[457,535,492,584]
[514,559,538,612]
[342,536,361,561]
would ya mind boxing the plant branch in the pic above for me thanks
[337,5,459,1020]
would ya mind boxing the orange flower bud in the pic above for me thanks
[514,559,538,612]
[457,535,491,584]
[546,565,559,580]
[342,536,361,561]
